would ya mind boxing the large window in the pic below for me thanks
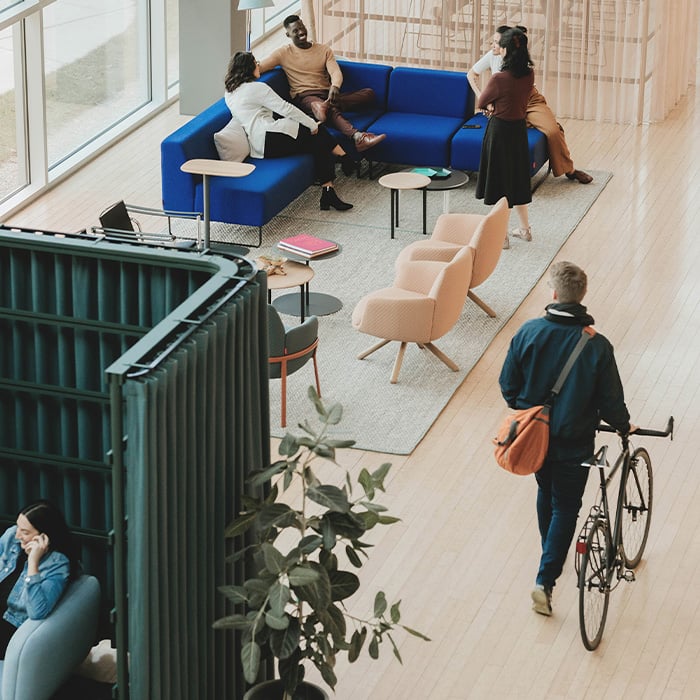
[43,1,150,168]
[0,0,179,216]
[0,24,27,202]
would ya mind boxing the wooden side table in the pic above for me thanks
[180,159,255,249]
[263,261,315,323]
[377,172,431,239]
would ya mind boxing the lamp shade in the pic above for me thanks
[237,0,274,9]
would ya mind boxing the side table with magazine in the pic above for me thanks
[275,234,343,316]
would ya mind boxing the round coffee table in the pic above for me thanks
[263,260,315,323]
[424,169,470,219]
[400,168,469,234]
[377,172,431,239]
[274,242,343,316]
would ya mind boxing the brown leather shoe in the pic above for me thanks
[310,100,329,123]
[354,132,386,152]
[565,169,593,184]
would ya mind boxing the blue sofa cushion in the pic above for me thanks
[363,112,465,168]
[450,113,549,176]
[386,67,471,117]
[161,99,231,213]
[202,155,315,227]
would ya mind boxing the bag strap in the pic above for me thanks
[548,326,595,402]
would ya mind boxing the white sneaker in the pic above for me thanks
[512,226,532,242]
[531,584,552,616]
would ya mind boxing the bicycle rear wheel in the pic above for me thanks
[579,518,610,650]
[621,447,653,568]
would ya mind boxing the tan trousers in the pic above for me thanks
[526,90,574,177]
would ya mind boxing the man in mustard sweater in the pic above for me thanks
[258,15,386,153]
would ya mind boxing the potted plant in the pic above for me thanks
[214,387,429,700]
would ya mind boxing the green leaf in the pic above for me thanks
[325,438,356,448]
[388,632,403,663]
[212,613,251,630]
[265,610,290,630]
[217,584,248,604]
[258,502,298,531]
[372,462,392,487]
[287,563,321,586]
[295,562,332,609]
[348,627,367,662]
[325,402,343,425]
[390,601,401,623]
[307,484,351,513]
[329,570,360,602]
[378,515,401,525]
[268,580,291,616]
[279,433,300,457]
[319,661,338,690]
[223,511,258,538]
[248,460,287,488]
[320,602,347,642]
[270,617,300,659]
[402,625,432,641]
[298,534,323,555]
[358,468,374,500]
[374,591,388,618]
[320,515,336,551]
[241,641,261,684]
[345,544,362,568]
[368,635,379,659]
[261,543,286,575]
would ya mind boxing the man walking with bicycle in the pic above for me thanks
[499,261,633,616]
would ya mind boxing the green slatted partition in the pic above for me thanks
[0,226,270,700]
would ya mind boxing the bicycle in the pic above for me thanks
[575,416,674,650]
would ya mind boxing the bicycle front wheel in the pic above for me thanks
[579,518,610,651]
[621,447,653,568]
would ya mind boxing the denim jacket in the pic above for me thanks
[0,525,70,627]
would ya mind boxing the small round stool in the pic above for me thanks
[378,172,431,239]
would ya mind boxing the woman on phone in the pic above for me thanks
[0,500,79,658]
[224,51,354,211]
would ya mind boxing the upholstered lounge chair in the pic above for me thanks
[352,246,473,383]
[395,196,509,317]
[268,305,320,427]
[0,574,100,700]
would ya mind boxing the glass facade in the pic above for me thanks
[0,0,180,214]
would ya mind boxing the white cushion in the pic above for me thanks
[214,119,250,162]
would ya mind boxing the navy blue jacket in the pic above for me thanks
[499,303,630,456]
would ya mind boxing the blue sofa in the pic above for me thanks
[160,61,549,239]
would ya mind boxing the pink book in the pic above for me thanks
[278,234,338,256]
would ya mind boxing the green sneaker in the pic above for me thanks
[531,584,552,616]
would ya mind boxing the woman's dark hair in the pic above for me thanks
[21,500,80,579]
[499,27,534,78]
[224,51,257,93]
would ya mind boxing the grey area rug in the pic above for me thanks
[207,168,611,455]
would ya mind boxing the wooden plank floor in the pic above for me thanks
[7,82,700,699]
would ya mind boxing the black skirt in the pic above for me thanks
[475,116,532,207]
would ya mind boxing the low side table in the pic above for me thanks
[264,261,315,323]
[180,158,255,251]
[424,169,470,218]
[377,172,431,239]
[274,242,343,316]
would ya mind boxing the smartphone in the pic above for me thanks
[461,123,482,129]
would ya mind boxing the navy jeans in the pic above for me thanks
[534,448,591,588]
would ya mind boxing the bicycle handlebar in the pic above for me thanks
[597,416,674,440]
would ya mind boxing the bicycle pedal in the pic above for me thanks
[623,569,636,582]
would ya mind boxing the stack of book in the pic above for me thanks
[278,234,339,259]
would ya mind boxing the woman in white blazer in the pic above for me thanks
[224,51,353,211]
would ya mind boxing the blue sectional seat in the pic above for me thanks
[161,69,314,236]
[160,62,549,237]
[328,60,392,157]
[450,113,549,177]
[364,67,473,167]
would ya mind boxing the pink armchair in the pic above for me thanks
[352,246,473,383]
[395,196,509,317]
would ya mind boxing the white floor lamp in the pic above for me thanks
[237,0,275,52]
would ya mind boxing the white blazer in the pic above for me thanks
[224,81,318,158]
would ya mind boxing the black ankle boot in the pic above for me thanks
[320,186,353,211]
